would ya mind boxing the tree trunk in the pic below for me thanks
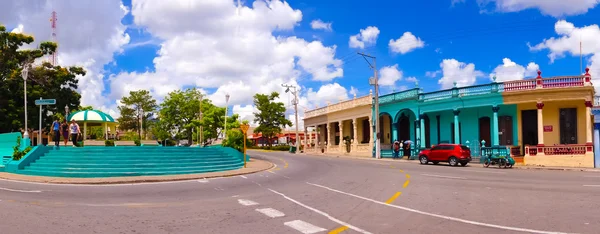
[187,128,193,145]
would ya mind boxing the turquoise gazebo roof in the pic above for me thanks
[67,110,116,123]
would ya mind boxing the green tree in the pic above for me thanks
[0,24,84,133]
[117,90,158,139]
[223,120,252,152]
[151,119,171,145]
[200,100,240,145]
[253,92,292,146]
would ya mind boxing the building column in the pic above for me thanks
[352,118,358,152]
[308,127,313,149]
[594,123,600,168]
[585,101,593,145]
[419,114,426,148]
[414,119,421,149]
[391,121,398,142]
[453,109,460,144]
[303,127,308,152]
[536,102,544,146]
[339,121,344,151]
[326,122,330,151]
[492,105,500,146]
[368,116,373,154]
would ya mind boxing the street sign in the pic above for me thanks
[240,124,250,134]
[35,99,56,105]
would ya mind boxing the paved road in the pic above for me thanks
[1,151,599,234]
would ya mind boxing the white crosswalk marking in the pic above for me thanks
[237,199,258,206]
[255,208,285,218]
[284,220,326,234]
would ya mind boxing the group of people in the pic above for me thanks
[392,140,412,159]
[50,118,81,148]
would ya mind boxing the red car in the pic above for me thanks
[418,144,472,166]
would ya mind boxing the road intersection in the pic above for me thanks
[0,151,599,234]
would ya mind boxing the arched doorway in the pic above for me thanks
[379,113,392,145]
[394,109,417,144]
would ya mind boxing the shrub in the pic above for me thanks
[12,136,33,161]
[134,139,141,146]
[105,140,115,146]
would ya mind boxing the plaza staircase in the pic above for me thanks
[14,146,246,178]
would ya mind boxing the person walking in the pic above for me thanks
[61,119,69,146]
[393,141,400,159]
[51,118,61,148]
[69,119,80,147]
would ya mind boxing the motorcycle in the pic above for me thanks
[483,153,515,168]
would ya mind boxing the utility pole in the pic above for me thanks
[224,94,230,140]
[198,93,203,146]
[358,52,381,159]
[282,84,299,151]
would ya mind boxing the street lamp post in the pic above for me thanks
[64,105,69,120]
[224,94,230,140]
[21,66,30,143]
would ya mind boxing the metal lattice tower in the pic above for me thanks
[49,11,58,66]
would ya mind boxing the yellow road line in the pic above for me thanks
[390,165,395,168]
[385,192,402,204]
[405,174,411,179]
[403,180,410,188]
[328,226,349,234]
[399,169,404,173]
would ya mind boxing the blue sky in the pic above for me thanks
[109,0,599,100]
[2,0,599,124]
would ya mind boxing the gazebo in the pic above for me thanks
[67,110,118,142]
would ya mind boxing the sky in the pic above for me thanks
[1,0,600,129]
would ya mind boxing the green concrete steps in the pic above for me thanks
[32,159,241,168]
[22,162,244,173]
[14,146,244,178]
[17,166,243,178]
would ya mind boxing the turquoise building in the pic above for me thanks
[373,69,597,168]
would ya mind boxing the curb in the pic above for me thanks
[0,159,274,185]
[513,166,600,172]
[302,152,420,163]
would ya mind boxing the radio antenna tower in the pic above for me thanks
[49,11,58,66]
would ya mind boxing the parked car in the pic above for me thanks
[418,144,472,166]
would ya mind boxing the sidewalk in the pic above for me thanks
[0,159,273,184]
[300,152,600,172]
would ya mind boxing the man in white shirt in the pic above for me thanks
[68,120,80,147]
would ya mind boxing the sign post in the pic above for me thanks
[240,123,250,168]
[35,98,56,146]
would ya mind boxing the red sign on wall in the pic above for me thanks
[543,125,553,132]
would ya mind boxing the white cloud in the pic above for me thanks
[109,0,346,126]
[349,86,358,97]
[349,26,380,49]
[530,20,600,85]
[477,0,600,17]
[0,0,130,117]
[310,19,332,31]
[425,70,442,78]
[378,64,403,86]
[406,76,418,83]
[10,24,24,33]
[389,32,425,54]
[437,59,484,89]
[489,58,539,82]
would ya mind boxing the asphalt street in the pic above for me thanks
[1,151,599,234]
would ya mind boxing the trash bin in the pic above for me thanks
[289,146,297,153]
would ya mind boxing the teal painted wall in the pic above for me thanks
[420,105,518,147]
